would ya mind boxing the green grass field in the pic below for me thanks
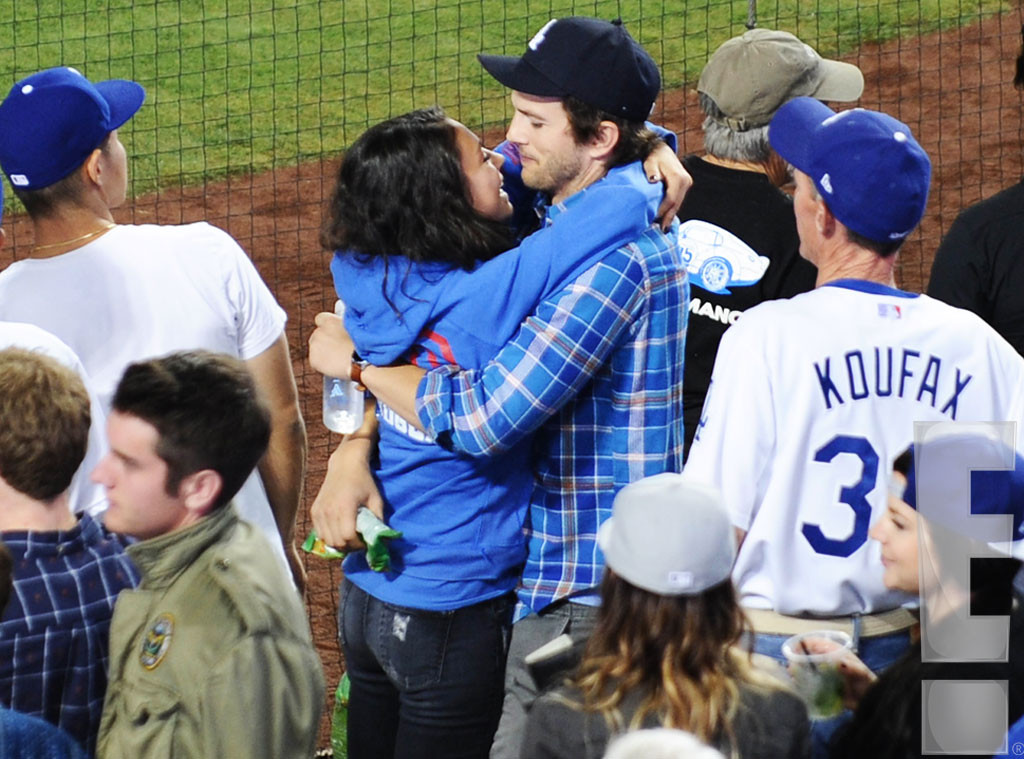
[0,0,1007,196]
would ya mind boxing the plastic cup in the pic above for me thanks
[781,630,853,719]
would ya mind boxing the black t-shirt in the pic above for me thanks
[927,179,1024,356]
[677,156,817,459]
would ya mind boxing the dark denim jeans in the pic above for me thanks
[339,578,513,759]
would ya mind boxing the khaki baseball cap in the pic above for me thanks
[698,28,864,131]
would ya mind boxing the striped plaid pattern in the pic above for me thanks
[0,515,140,755]
[419,207,688,619]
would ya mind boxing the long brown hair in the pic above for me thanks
[567,570,780,752]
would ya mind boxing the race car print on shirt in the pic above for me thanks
[677,219,770,294]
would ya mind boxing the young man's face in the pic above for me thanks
[505,91,588,200]
[93,411,190,540]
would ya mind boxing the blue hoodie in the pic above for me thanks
[332,157,664,610]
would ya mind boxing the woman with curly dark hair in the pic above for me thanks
[312,105,669,759]
[321,107,515,275]
[523,473,810,759]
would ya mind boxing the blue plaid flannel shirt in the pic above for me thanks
[0,515,140,754]
[417,198,688,619]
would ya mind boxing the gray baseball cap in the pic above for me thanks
[598,473,736,596]
[698,28,864,131]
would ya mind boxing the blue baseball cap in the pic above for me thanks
[0,67,145,191]
[478,17,660,122]
[769,97,931,243]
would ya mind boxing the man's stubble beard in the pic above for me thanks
[521,144,586,197]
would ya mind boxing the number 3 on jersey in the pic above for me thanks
[802,435,879,557]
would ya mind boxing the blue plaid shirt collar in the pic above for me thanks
[1,513,106,559]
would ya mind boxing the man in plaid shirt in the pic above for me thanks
[0,348,139,755]
[308,17,688,758]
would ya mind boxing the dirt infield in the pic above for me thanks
[0,10,1020,749]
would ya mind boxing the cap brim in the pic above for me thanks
[768,96,836,175]
[809,59,865,103]
[94,79,145,130]
[477,53,565,97]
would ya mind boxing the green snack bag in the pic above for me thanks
[330,672,351,758]
[301,531,346,560]
[301,508,402,572]
[356,507,402,572]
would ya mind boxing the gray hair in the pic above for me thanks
[699,93,772,163]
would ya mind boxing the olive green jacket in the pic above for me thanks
[96,504,324,759]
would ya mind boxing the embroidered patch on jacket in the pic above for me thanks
[141,613,174,670]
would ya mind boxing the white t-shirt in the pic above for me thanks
[0,223,288,558]
[685,280,1024,616]
[0,321,107,517]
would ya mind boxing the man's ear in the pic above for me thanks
[83,147,104,188]
[816,196,837,240]
[586,120,621,163]
[177,469,224,517]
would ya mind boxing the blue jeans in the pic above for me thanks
[752,628,912,759]
[340,578,513,759]
[751,628,912,672]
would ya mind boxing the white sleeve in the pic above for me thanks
[683,320,777,531]
[213,226,287,360]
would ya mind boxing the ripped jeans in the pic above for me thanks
[339,578,513,759]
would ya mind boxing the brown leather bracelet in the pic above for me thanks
[349,351,369,389]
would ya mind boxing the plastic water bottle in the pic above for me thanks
[322,300,365,434]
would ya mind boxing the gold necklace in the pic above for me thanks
[32,222,117,253]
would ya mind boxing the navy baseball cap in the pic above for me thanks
[0,67,145,191]
[478,17,661,122]
[769,97,931,243]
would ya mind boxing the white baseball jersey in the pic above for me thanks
[685,279,1024,616]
